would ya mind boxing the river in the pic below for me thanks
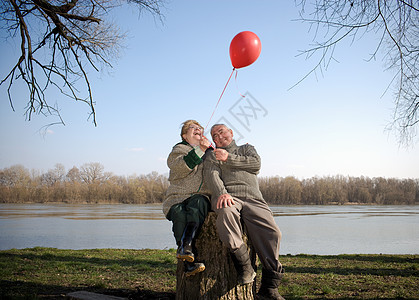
[0,203,418,255]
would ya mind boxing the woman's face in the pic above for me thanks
[182,124,204,146]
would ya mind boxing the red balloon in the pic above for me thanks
[229,31,262,69]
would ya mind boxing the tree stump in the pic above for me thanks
[175,212,256,300]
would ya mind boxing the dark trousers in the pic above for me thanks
[166,194,210,244]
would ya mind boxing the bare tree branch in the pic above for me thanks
[0,0,165,126]
[295,0,419,145]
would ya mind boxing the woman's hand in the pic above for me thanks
[199,135,211,151]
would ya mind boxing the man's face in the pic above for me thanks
[211,125,233,148]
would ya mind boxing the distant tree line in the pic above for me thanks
[0,164,418,205]
[259,175,418,205]
[0,163,168,204]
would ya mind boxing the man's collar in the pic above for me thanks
[219,139,236,150]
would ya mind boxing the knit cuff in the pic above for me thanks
[183,147,203,169]
[194,146,205,158]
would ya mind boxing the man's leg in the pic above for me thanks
[241,198,282,271]
[241,198,284,299]
[211,196,244,250]
[213,197,256,284]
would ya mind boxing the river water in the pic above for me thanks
[0,204,418,255]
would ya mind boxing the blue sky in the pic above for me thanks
[1,1,418,179]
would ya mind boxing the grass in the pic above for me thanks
[0,248,418,299]
[276,254,418,299]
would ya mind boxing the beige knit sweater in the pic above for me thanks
[203,140,264,202]
[162,141,211,217]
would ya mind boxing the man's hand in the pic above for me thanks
[214,149,228,162]
[216,193,235,209]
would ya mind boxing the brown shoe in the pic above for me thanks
[184,261,205,277]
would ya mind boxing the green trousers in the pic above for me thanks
[166,194,210,244]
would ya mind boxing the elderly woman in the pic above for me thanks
[163,120,212,276]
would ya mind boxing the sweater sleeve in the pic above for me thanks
[167,144,203,180]
[203,151,228,199]
[224,144,261,174]
[183,146,205,169]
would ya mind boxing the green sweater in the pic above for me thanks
[162,141,211,217]
[203,140,264,202]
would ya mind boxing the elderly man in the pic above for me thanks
[204,124,284,300]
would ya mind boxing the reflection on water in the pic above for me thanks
[0,203,166,220]
[0,204,418,255]
[270,205,419,217]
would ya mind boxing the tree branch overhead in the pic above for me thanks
[295,0,419,145]
[0,0,164,125]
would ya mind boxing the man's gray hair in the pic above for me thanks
[210,124,229,134]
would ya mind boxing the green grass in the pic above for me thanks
[276,254,418,299]
[0,248,418,299]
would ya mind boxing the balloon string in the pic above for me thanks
[205,68,236,131]
[234,69,245,98]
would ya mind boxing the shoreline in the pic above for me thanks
[1,201,419,205]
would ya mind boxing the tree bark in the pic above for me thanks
[175,212,256,300]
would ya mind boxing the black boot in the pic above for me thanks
[256,268,285,300]
[230,244,256,285]
[176,222,198,262]
[184,261,205,277]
